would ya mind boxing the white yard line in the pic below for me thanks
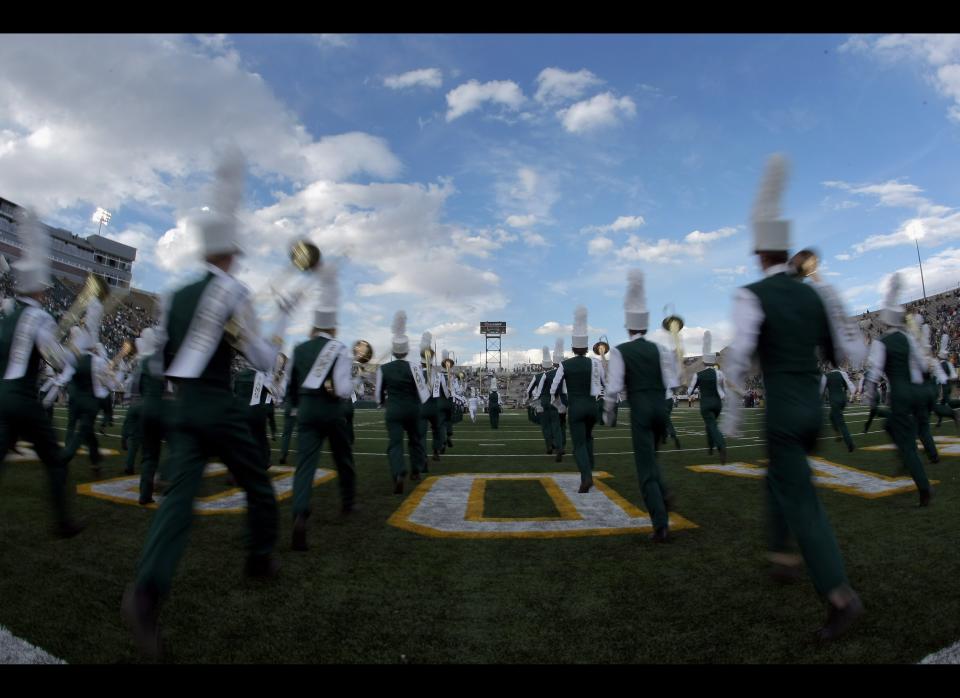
[0,625,64,664]
[920,640,960,664]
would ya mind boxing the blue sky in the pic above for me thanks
[3,34,960,364]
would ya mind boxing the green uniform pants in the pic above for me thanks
[280,405,296,461]
[0,388,75,527]
[386,405,423,480]
[246,404,270,469]
[764,377,849,597]
[542,406,563,453]
[135,386,279,596]
[489,406,500,429]
[65,400,78,443]
[420,402,445,455]
[293,399,355,516]
[568,398,596,481]
[123,403,142,473]
[626,390,669,531]
[138,401,167,502]
[885,389,931,493]
[61,397,102,466]
[344,401,355,445]
[916,393,938,462]
[828,399,854,451]
[699,397,726,451]
[664,399,677,443]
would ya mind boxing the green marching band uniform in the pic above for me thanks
[288,262,356,551]
[131,330,169,505]
[0,209,84,537]
[61,324,113,471]
[439,351,458,443]
[526,371,541,424]
[535,338,567,461]
[722,154,866,640]
[605,269,679,543]
[376,311,430,493]
[859,372,890,433]
[863,290,937,503]
[913,321,944,464]
[122,157,288,659]
[418,332,446,464]
[488,377,501,429]
[934,332,959,428]
[821,367,857,452]
[688,330,727,461]
[233,363,272,469]
[662,389,680,448]
[551,305,604,491]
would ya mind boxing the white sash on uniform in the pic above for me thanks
[4,308,42,380]
[167,276,246,379]
[532,372,548,400]
[250,371,266,406]
[300,339,344,390]
[590,358,603,397]
[409,359,430,403]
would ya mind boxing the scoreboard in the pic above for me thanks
[480,322,507,335]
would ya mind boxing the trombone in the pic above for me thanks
[790,248,820,282]
[442,351,457,396]
[56,273,110,342]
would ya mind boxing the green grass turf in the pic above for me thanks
[0,404,958,663]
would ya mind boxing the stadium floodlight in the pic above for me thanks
[91,207,112,235]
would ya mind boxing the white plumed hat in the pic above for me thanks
[313,262,339,329]
[702,330,716,365]
[553,337,563,365]
[541,345,552,369]
[194,147,247,258]
[752,153,791,253]
[391,310,409,355]
[881,273,905,327]
[12,208,52,294]
[572,305,588,349]
[624,268,649,331]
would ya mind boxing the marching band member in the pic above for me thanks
[375,311,430,493]
[721,155,867,641]
[0,208,83,537]
[551,306,604,492]
[604,269,679,543]
[820,365,857,452]
[533,346,553,450]
[688,331,727,462]
[468,387,479,423]
[123,149,285,659]
[488,376,501,429]
[288,263,355,551]
[60,326,109,473]
[934,333,959,428]
[418,332,445,465]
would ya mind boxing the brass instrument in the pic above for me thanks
[661,307,685,367]
[56,273,110,341]
[592,335,610,358]
[225,239,322,349]
[790,248,820,282]
[108,339,135,373]
[420,344,435,389]
[442,352,456,396]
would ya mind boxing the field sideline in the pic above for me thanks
[1,405,958,663]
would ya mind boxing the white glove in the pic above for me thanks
[42,385,60,409]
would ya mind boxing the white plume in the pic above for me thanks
[885,272,902,310]
[211,145,246,218]
[318,261,339,310]
[702,330,712,356]
[420,331,433,351]
[554,337,563,360]
[391,310,407,337]
[15,207,51,267]
[573,305,588,335]
[752,153,789,222]
[625,268,646,311]
[542,345,551,363]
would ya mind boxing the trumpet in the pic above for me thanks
[420,344,435,388]
[662,307,685,367]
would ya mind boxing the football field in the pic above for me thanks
[1,405,958,664]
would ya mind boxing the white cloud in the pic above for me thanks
[522,232,548,247]
[827,178,959,256]
[588,237,614,256]
[557,92,637,133]
[496,167,559,221]
[383,68,443,90]
[614,226,740,264]
[314,34,353,49]
[836,253,852,261]
[428,321,471,336]
[840,34,960,123]
[0,35,401,215]
[534,67,604,104]
[534,321,605,336]
[506,214,537,228]
[647,324,732,356]
[445,80,526,121]
[583,215,646,236]
[451,227,517,258]
[712,266,747,275]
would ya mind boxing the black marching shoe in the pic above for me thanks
[279,455,287,465]
[673,437,682,449]
[446,438,454,448]
[410,472,421,482]
[663,491,677,514]
[815,593,864,643]
[919,488,933,507]
[121,584,162,660]
[394,476,405,495]
[245,553,280,579]
[718,446,727,465]
[578,478,593,494]
[292,515,308,552]
[848,443,856,453]
[649,527,670,544]
[555,450,564,463]
[432,449,440,462]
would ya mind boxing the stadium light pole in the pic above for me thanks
[92,207,112,236]
[908,220,927,303]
